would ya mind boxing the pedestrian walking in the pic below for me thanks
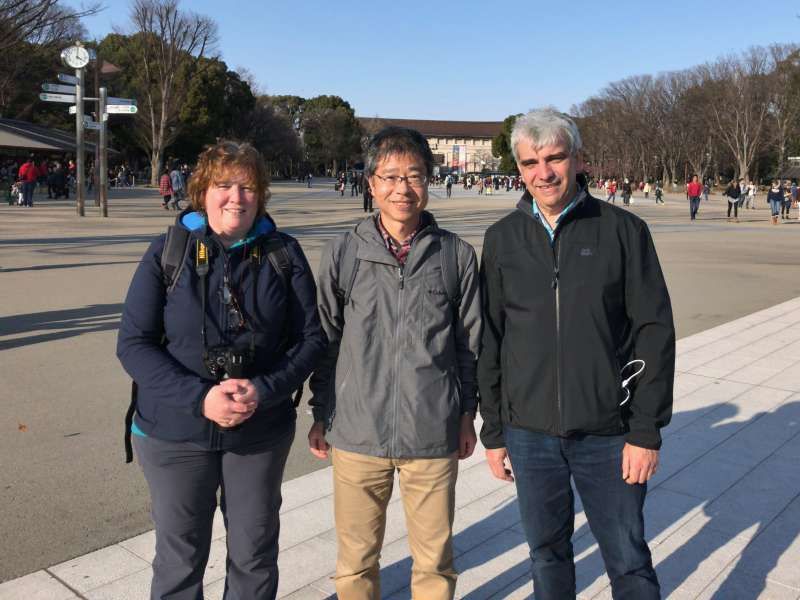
[781,180,793,220]
[621,178,632,206]
[687,175,703,220]
[767,180,783,225]
[17,155,37,207]
[724,180,741,222]
[158,169,173,210]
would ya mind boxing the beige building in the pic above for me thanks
[358,118,503,173]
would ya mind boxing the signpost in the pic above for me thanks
[57,73,79,85]
[42,83,77,94]
[37,43,137,217]
[106,104,138,114]
[39,92,76,103]
[107,97,136,106]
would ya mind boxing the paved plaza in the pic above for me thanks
[1,183,799,598]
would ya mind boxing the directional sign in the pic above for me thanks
[57,73,79,85]
[42,82,75,94]
[84,122,102,131]
[107,97,136,106]
[40,92,76,103]
[106,104,138,114]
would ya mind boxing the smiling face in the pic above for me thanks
[515,139,583,215]
[203,169,259,245]
[369,152,429,235]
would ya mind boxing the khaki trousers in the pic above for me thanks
[332,448,459,600]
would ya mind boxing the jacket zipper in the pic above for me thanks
[552,237,563,435]
[391,264,405,456]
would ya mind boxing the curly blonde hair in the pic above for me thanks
[187,141,271,216]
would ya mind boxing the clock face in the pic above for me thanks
[61,46,90,69]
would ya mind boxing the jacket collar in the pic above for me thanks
[354,210,439,266]
[177,209,277,250]
[516,173,591,220]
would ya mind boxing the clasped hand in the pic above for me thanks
[202,379,259,428]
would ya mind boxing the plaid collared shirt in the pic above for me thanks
[375,215,422,265]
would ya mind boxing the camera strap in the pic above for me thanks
[196,239,211,356]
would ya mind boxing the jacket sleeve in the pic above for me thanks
[623,220,676,449]
[308,236,344,423]
[454,240,482,414]
[252,237,327,409]
[116,238,214,416]
[477,230,506,448]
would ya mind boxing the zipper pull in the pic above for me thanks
[551,267,559,289]
[398,266,405,289]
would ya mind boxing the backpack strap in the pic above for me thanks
[336,228,360,306]
[160,225,192,292]
[256,234,305,408]
[124,381,137,463]
[439,231,461,307]
[260,234,292,289]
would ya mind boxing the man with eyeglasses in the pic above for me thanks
[308,126,482,600]
[478,109,675,600]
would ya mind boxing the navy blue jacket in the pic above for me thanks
[117,211,326,449]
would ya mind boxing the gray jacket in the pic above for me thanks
[309,212,482,458]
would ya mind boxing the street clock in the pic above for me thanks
[61,45,90,69]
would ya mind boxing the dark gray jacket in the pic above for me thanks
[309,212,482,458]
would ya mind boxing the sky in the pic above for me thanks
[65,0,800,122]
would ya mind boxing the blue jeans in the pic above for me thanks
[505,427,659,600]
[22,181,35,206]
[689,196,700,219]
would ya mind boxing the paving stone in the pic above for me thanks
[643,488,706,547]
[49,545,149,594]
[83,567,150,600]
[452,530,529,598]
[118,530,155,563]
[695,565,800,600]
[275,536,337,598]
[650,514,750,597]
[279,494,336,549]
[277,585,330,599]
[0,570,78,600]
[452,485,519,553]
[281,468,333,514]
[717,494,800,590]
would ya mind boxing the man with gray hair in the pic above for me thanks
[478,108,675,599]
[308,126,482,600]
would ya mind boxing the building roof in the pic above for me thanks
[358,117,502,139]
[0,117,97,153]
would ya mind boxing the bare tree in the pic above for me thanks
[766,43,800,175]
[129,0,217,185]
[700,48,771,180]
[0,0,101,52]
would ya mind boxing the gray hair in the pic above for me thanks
[510,108,582,162]
[365,126,434,178]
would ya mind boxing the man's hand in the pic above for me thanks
[308,421,330,459]
[458,413,477,460]
[486,447,514,482]
[622,443,659,485]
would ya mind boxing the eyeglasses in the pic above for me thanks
[373,173,429,188]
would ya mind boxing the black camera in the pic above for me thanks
[203,346,253,380]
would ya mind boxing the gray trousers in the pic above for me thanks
[134,426,294,600]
